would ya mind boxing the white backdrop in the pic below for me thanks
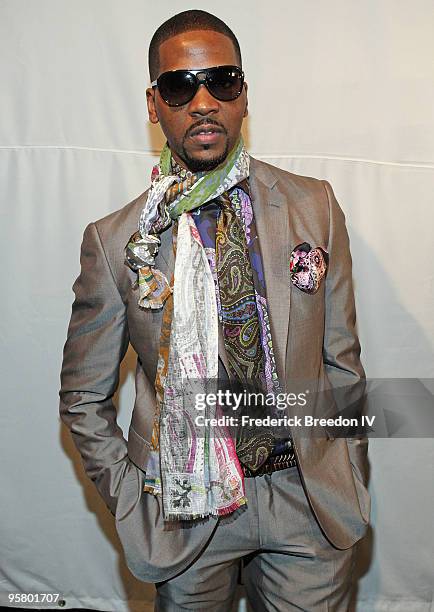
[1,1,433,610]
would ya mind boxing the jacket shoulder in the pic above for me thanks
[250,156,327,199]
[81,190,149,291]
[92,189,149,242]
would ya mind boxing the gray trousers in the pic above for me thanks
[155,464,357,611]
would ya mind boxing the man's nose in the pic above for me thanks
[188,84,219,116]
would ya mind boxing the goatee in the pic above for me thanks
[180,142,230,172]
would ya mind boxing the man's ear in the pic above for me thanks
[146,87,159,124]
[243,82,248,118]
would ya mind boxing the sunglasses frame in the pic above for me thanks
[151,65,245,107]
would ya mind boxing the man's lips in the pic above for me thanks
[188,124,225,145]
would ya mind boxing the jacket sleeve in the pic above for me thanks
[59,221,131,516]
[322,181,369,494]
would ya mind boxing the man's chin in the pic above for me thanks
[181,145,229,173]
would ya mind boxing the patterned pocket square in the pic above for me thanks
[290,242,329,294]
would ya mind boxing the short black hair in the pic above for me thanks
[148,10,242,82]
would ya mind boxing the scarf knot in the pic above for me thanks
[124,137,248,310]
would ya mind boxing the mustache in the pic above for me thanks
[185,118,228,138]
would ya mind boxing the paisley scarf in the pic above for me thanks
[125,137,249,520]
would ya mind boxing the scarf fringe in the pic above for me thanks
[161,496,248,522]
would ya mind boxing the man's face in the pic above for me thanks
[146,29,248,172]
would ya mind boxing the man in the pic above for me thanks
[59,9,370,611]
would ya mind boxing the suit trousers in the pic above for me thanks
[154,464,357,612]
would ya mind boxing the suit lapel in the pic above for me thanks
[249,158,291,391]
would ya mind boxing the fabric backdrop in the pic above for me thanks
[1,1,433,610]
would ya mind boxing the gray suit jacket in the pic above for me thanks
[59,157,370,583]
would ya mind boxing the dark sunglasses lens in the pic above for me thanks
[158,72,197,106]
[207,68,243,101]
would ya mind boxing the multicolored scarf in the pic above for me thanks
[125,138,250,520]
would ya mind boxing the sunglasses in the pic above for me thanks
[151,65,244,107]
